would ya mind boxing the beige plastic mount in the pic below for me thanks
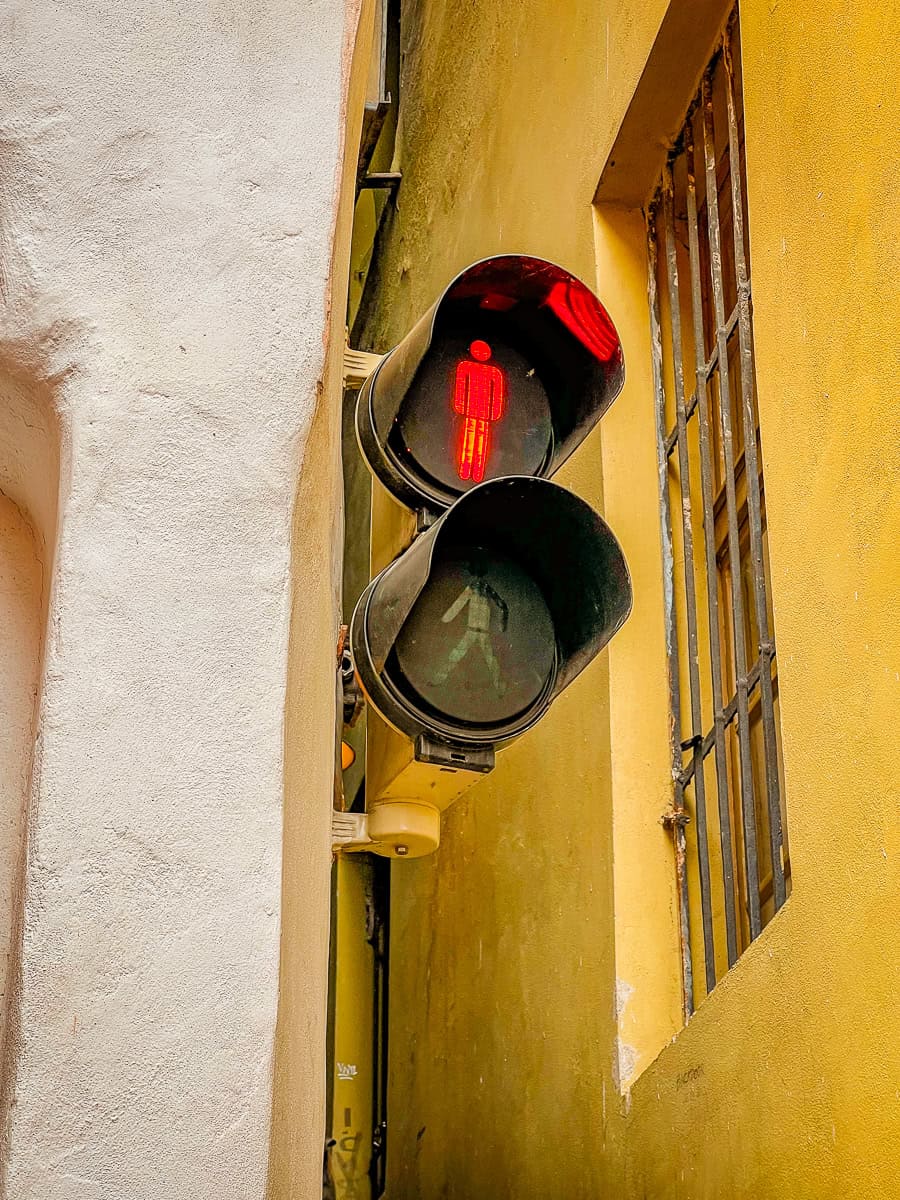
[331,800,440,859]
[343,344,384,391]
[333,716,488,859]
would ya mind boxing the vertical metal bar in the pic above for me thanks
[648,212,694,1019]
[723,24,786,912]
[662,168,717,994]
[700,67,762,938]
[683,118,740,967]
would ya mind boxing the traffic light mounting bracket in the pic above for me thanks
[343,339,385,391]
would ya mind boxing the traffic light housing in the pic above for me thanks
[348,255,632,856]
[351,476,631,749]
[356,255,624,513]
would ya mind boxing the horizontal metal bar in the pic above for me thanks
[664,391,699,457]
[703,302,741,380]
[662,300,739,458]
[676,649,774,787]
[360,171,403,191]
[712,442,764,526]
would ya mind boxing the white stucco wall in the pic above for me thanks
[0,2,359,1195]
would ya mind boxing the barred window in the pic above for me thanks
[647,10,790,1014]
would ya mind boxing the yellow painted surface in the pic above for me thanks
[0,495,43,1056]
[268,1,376,1194]
[592,206,685,1082]
[329,857,375,1198]
[352,0,900,1195]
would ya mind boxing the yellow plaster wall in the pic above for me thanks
[0,496,43,1062]
[268,1,376,1194]
[592,206,686,1085]
[356,0,900,1194]
[356,0,669,354]
[329,857,375,1196]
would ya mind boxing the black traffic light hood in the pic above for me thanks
[356,254,625,512]
[350,476,633,747]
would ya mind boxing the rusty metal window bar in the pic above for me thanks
[646,11,790,1016]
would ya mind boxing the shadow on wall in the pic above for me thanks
[0,365,61,1101]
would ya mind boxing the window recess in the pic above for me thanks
[647,9,790,1015]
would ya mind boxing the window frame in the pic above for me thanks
[646,9,790,1014]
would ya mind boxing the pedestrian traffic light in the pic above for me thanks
[351,476,631,749]
[356,254,624,513]
[347,255,632,857]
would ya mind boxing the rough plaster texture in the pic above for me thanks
[0,2,360,1195]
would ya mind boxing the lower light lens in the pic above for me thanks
[391,547,556,727]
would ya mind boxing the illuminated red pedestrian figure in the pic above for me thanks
[452,339,507,483]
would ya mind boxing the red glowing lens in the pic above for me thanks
[452,346,507,483]
[544,279,620,362]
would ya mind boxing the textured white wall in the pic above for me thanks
[0,2,358,1195]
